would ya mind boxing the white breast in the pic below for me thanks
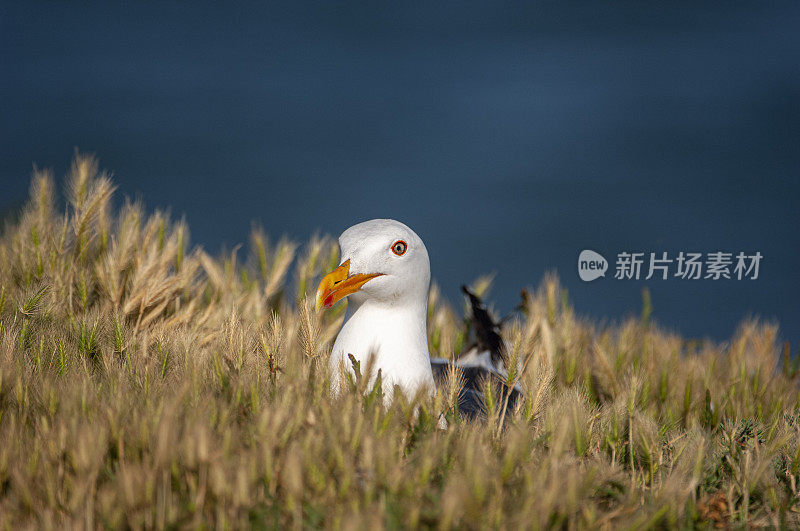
[329,299,435,400]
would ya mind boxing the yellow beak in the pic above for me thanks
[314,259,383,311]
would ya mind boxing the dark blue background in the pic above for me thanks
[2,2,798,344]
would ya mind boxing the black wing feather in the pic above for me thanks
[460,285,507,367]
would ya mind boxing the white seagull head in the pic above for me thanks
[315,219,430,311]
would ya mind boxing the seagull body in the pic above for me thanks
[316,219,519,414]
[331,300,433,397]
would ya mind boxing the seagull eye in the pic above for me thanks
[391,240,407,256]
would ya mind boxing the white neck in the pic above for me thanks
[328,297,434,399]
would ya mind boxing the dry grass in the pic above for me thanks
[0,154,798,529]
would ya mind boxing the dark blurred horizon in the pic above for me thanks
[2,1,799,344]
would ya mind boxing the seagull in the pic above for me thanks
[315,219,520,418]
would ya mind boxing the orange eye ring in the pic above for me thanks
[391,240,407,256]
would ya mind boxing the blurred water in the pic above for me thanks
[2,1,798,344]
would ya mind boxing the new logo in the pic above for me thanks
[578,250,608,282]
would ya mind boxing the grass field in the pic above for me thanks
[0,155,798,528]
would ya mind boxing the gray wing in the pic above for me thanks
[431,285,524,419]
[430,358,522,419]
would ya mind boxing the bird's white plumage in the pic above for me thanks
[328,219,435,399]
